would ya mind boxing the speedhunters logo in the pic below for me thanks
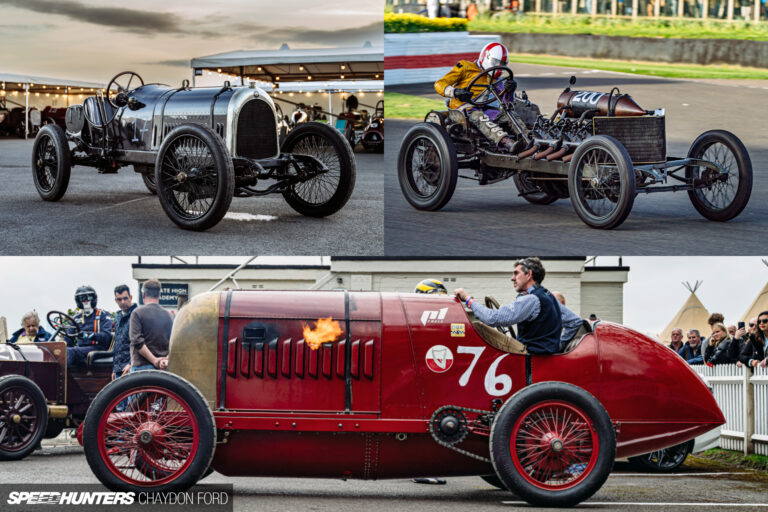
[1,485,232,511]
[7,492,134,505]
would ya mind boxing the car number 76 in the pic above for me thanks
[457,346,512,396]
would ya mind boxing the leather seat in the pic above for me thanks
[86,332,115,368]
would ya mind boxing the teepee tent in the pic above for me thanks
[659,281,711,343]
[740,260,768,322]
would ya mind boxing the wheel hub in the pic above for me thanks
[176,172,188,183]
[136,422,164,446]
[11,414,21,424]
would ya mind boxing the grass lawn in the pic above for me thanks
[507,53,768,79]
[469,14,768,41]
[384,91,445,119]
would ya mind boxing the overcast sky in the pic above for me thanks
[0,0,383,84]
[1,256,766,338]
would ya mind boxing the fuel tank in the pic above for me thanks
[557,90,647,117]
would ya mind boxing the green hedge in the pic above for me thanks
[384,13,468,33]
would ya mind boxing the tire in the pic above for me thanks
[397,122,458,211]
[490,382,616,508]
[82,371,215,493]
[281,122,356,217]
[134,164,157,195]
[628,440,693,472]
[155,124,234,231]
[0,375,49,461]
[32,124,71,201]
[481,474,507,490]
[43,419,66,439]
[685,130,752,222]
[568,135,635,229]
[514,172,558,205]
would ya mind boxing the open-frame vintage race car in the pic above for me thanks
[397,66,752,229]
[79,290,723,507]
[0,311,113,460]
[31,71,356,231]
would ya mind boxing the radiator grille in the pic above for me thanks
[236,99,278,159]
[592,116,666,163]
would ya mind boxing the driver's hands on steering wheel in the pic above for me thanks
[453,88,473,102]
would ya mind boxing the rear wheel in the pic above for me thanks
[398,122,458,211]
[155,124,234,231]
[685,130,752,222]
[490,382,615,507]
[83,371,215,493]
[281,122,356,217]
[628,440,693,472]
[32,124,71,201]
[0,375,48,461]
[568,136,635,229]
[514,172,558,205]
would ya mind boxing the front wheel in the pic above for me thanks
[281,122,356,217]
[155,124,234,231]
[82,371,215,493]
[490,382,616,507]
[397,122,458,211]
[685,130,752,222]
[0,375,49,461]
[32,124,71,201]
[568,135,635,229]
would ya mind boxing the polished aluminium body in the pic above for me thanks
[32,72,356,231]
[81,290,724,507]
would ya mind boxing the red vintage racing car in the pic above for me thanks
[80,290,723,507]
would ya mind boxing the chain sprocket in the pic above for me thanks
[428,405,493,464]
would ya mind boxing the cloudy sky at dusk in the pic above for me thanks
[0,0,382,85]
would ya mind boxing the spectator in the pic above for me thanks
[679,329,704,364]
[702,312,725,359]
[741,310,768,369]
[129,279,172,372]
[9,311,52,343]
[727,324,737,338]
[66,285,113,366]
[705,322,737,365]
[735,318,756,367]
[112,284,137,380]
[668,327,684,352]
[552,291,566,306]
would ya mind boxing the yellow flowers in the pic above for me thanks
[384,13,468,33]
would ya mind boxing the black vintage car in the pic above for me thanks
[31,72,356,231]
[0,311,112,461]
[397,67,752,229]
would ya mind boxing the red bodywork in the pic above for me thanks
[207,291,723,479]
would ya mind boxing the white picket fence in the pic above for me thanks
[694,364,768,455]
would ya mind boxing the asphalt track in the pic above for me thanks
[4,445,767,512]
[385,63,768,256]
[0,139,383,255]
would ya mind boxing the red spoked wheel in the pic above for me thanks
[510,400,598,490]
[83,371,215,493]
[490,382,615,507]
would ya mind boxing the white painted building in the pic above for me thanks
[132,257,628,322]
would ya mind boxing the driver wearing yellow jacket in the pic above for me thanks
[434,42,517,152]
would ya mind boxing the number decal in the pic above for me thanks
[457,346,512,396]
[457,346,485,387]
[484,354,512,396]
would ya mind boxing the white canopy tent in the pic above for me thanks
[1,72,103,139]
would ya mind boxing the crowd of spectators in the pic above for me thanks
[668,310,768,369]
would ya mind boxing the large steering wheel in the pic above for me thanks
[464,65,514,107]
[484,296,515,338]
[47,310,80,344]
[106,71,145,109]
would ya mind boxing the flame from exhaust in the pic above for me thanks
[303,317,344,350]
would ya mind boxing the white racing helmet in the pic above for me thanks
[477,42,509,79]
